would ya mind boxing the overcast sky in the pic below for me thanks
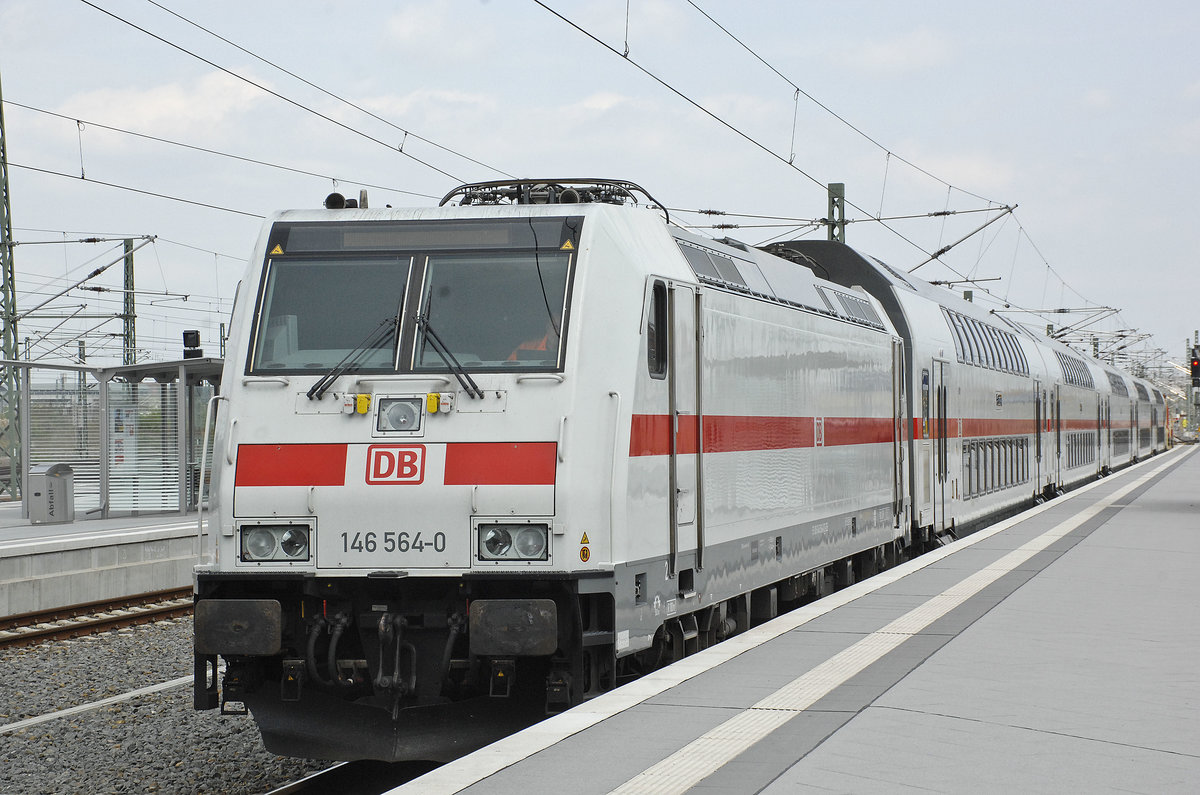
[2,1,1197,378]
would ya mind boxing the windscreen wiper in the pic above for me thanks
[307,316,398,400]
[417,315,484,400]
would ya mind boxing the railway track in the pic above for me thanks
[0,587,193,649]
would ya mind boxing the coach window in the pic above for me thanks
[973,443,982,495]
[989,328,1008,372]
[966,442,976,496]
[978,324,995,368]
[981,326,999,369]
[946,312,968,362]
[647,281,668,379]
[999,332,1018,374]
[964,320,984,366]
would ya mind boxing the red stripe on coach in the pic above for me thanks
[628,415,894,456]
[234,443,347,486]
[706,415,815,452]
[444,442,557,485]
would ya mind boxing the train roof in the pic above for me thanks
[767,240,1159,399]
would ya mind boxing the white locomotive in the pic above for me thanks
[193,179,1165,761]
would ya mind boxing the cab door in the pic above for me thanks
[667,283,700,575]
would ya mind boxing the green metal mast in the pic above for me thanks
[0,72,21,500]
[123,238,135,364]
[826,183,846,243]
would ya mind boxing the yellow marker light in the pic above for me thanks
[355,394,371,414]
[426,392,440,413]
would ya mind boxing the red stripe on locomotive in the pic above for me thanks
[234,443,348,486]
[443,442,557,485]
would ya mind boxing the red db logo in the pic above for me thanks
[366,445,425,485]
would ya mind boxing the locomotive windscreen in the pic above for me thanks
[413,251,571,370]
[247,217,579,375]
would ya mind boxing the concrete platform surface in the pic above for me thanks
[400,447,1199,794]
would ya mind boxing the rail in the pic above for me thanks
[0,587,193,649]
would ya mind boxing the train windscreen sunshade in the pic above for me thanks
[267,217,582,254]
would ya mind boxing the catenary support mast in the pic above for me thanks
[0,72,21,500]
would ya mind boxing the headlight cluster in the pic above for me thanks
[240,524,311,562]
[377,397,423,432]
[478,523,549,561]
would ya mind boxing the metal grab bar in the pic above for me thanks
[516,373,565,384]
[225,418,238,465]
[197,394,227,560]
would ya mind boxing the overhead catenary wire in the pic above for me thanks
[141,0,515,180]
[76,0,466,184]
[674,7,1126,347]
[17,237,156,321]
[538,1,1102,307]
[13,226,245,266]
[8,162,264,219]
[3,100,441,201]
[668,205,1002,225]
[681,0,997,207]
[532,1,940,265]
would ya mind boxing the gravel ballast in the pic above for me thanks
[0,618,332,795]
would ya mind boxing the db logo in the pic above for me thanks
[366,445,425,485]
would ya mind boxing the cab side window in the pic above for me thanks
[648,281,667,379]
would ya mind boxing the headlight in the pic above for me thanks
[478,523,549,561]
[514,527,547,559]
[377,397,423,432]
[240,524,312,562]
[481,526,512,557]
[244,528,277,559]
[280,527,309,558]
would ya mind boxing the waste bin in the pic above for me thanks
[29,464,75,524]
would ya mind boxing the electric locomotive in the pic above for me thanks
[193,179,908,761]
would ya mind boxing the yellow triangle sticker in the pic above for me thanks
[580,532,590,545]
[270,244,285,255]
[560,240,574,251]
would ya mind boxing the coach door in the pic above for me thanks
[667,284,701,576]
[1053,385,1063,483]
[932,360,949,532]
[891,339,906,527]
[1034,380,1043,491]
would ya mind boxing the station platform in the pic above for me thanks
[402,446,1200,794]
[0,504,203,616]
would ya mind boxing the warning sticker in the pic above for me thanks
[580,547,591,563]
[560,240,574,251]
[580,532,590,544]
[270,244,285,255]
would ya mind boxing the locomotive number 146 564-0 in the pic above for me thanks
[339,530,447,554]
